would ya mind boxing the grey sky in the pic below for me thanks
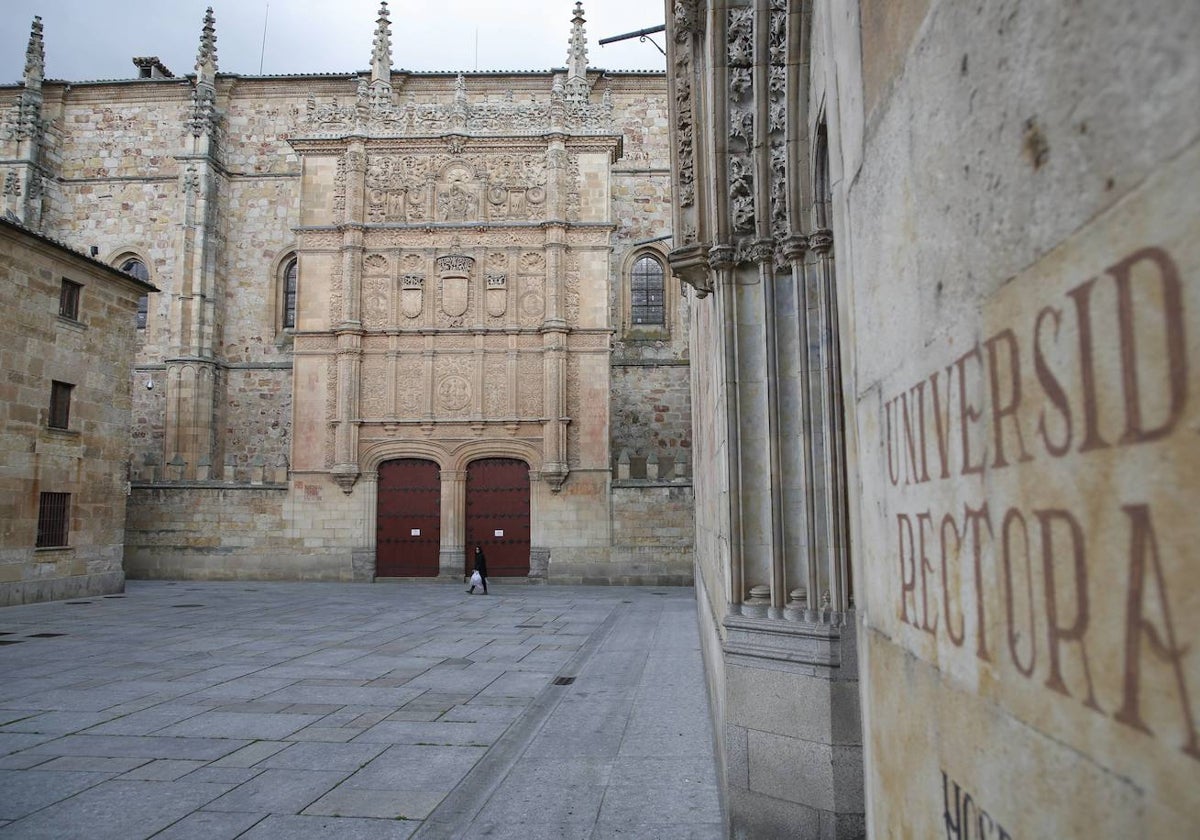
[1,1,666,84]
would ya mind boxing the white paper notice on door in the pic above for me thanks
[410,529,420,536]
[494,529,504,537]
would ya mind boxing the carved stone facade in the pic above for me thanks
[1,4,690,586]
[668,0,1198,838]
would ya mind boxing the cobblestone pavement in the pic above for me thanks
[0,581,723,839]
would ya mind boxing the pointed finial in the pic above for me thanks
[24,16,44,89]
[195,7,218,82]
[371,1,392,84]
[566,2,588,80]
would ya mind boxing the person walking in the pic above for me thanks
[467,544,489,594]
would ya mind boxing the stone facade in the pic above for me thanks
[1,3,691,585]
[0,217,155,605]
[667,0,1198,837]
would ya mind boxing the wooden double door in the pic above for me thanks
[375,457,530,578]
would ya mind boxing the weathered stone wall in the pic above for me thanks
[124,482,355,581]
[846,1,1200,835]
[607,483,695,584]
[0,221,150,605]
[609,362,692,478]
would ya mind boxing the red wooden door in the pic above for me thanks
[465,458,530,577]
[376,459,441,577]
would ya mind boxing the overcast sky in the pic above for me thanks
[1,1,666,84]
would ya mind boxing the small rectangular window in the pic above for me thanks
[59,279,82,320]
[36,492,70,547]
[49,381,73,429]
[136,295,148,330]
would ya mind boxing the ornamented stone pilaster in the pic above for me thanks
[767,0,789,247]
[727,7,755,239]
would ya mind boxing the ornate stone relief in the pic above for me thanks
[485,273,508,317]
[360,356,388,416]
[434,355,472,418]
[324,357,338,468]
[400,274,424,318]
[768,0,789,255]
[485,356,507,417]
[396,358,422,415]
[2,169,20,196]
[518,353,544,417]
[436,254,474,321]
[332,156,347,219]
[727,7,756,239]
[564,253,581,324]
[565,154,582,222]
[518,276,546,327]
[362,277,390,327]
[301,75,614,137]
[566,354,582,467]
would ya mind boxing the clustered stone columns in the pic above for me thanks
[666,2,863,832]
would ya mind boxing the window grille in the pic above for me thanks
[631,256,665,326]
[49,381,73,430]
[283,258,298,329]
[59,279,82,320]
[36,492,70,548]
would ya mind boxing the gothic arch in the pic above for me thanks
[620,244,674,335]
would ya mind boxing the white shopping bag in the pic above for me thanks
[470,570,483,587]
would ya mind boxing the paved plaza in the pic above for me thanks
[0,581,722,839]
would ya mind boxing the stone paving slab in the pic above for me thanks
[0,581,722,839]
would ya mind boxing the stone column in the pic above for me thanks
[540,224,570,492]
[351,471,378,582]
[439,469,466,578]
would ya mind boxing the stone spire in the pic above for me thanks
[564,2,589,103]
[189,8,218,137]
[371,2,392,85]
[23,16,44,93]
[195,7,218,83]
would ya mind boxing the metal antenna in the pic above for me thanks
[258,3,270,74]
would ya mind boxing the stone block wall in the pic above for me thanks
[610,362,692,478]
[0,220,151,605]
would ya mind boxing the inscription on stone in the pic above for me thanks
[883,246,1196,761]
[942,772,1012,840]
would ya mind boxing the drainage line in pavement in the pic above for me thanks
[410,600,630,840]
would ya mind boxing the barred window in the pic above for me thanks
[49,381,73,430]
[36,492,70,548]
[120,258,151,330]
[631,256,665,326]
[282,257,298,329]
[59,279,82,320]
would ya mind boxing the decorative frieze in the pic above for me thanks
[299,71,615,138]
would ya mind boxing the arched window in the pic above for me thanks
[630,255,665,326]
[119,256,150,330]
[281,257,298,330]
[282,257,298,329]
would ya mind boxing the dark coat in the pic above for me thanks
[473,549,488,577]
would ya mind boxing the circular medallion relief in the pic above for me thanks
[437,375,471,411]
